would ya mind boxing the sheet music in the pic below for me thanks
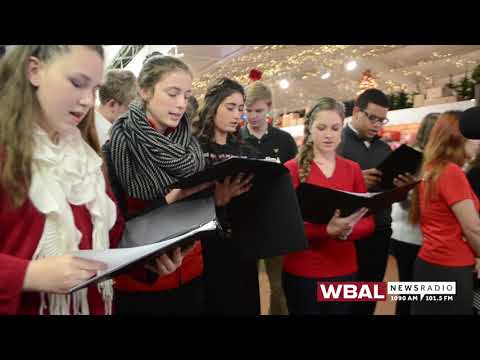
[68,220,217,292]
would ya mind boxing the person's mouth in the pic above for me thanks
[169,112,182,120]
[69,111,86,124]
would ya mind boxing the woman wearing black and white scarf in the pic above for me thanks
[104,54,249,315]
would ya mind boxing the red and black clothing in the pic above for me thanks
[411,163,478,315]
[283,156,375,278]
[282,156,375,315]
[338,124,393,316]
[103,117,206,315]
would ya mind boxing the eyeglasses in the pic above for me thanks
[361,109,389,125]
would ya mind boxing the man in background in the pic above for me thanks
[96,69,137,146]
[241,82,298,315]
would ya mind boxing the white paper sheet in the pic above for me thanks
[68,220,217,292]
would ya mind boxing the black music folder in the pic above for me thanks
[227,171,308,259]
[68,197,217,293]
[297,180,420,224]
[377,144,423,189]
[170,157,289,189]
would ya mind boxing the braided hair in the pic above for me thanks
[298,97,345,182]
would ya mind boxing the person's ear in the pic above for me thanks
[139,88,153,102]
[352,106,361,121]
[106,99,117,109]
[27,56,43,87]
[266,101,272,112]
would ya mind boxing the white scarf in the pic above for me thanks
[29,125,117,315]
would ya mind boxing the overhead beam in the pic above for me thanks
[108,45,145,69]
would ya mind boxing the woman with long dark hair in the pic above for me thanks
[193,77,259,315]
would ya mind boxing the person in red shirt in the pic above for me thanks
[410,111,480,315]
[0,46,184,315]
[282,97,375,315]
[104,54,249,315]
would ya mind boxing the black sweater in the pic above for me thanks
[239,123,297,164]
[338,125,393,232]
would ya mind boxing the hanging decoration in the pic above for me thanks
[357,69,378,95]
[248,68,263,82]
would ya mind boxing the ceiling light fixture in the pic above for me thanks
[345,60,357,71]
[321,71,331,80]
[279,79,290,89]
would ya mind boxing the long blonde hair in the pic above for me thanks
[0,45,104,208]
[297,97,345,182]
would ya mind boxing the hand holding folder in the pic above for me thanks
[376,144,423,189]
[68,197,218,293]
[297,180,420,224]
[170,156,288,189]
[214,173,255,206]
[327,207,369,240]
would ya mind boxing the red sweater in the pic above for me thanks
[283,156,375,278]
[0,186,125,315]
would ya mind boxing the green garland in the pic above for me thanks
[387,63,480,109]
[388,91,414,110]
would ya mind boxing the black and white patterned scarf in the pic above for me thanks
[109,102,205,200]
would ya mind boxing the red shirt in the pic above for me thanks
[0,186,125,315]
[147,118,175,136]
[418,162,478,267]
[283,156,375,278]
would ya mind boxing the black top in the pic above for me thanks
[239,123,298,164]
[197,136,256,244]
[197,136,261,315]
[466,166,480,290]
[199,135,260,166]
[467,166,480,199]
[338,124,393,231]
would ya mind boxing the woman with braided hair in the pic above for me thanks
[282,97,375,315]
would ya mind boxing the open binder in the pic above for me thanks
[68,197,217,293]
[297,180,420,224]
[170,156,289,189]
[376,144,423,189]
